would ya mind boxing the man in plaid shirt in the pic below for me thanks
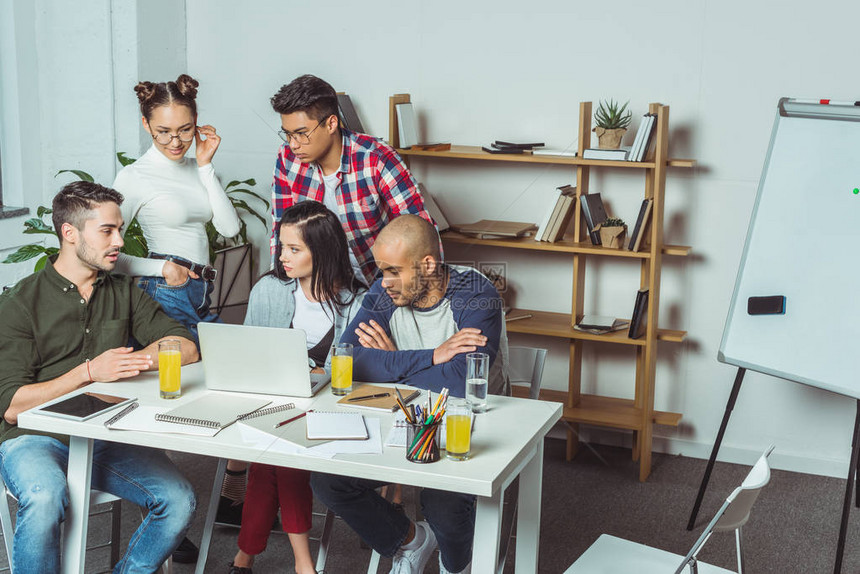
[270,74,435,284]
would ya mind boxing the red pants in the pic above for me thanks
[237,463,313,555]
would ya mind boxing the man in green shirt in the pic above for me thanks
[0,181,199,573]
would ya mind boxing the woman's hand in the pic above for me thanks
[162,260,199,286]
[195,124,221,166]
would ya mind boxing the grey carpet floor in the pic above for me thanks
[3,438,859,573]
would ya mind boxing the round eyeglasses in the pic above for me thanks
[151,128,196,146]
[278,118,327,145]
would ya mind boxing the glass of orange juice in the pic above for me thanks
[158,339,181,399]
[331,343,353,396]
[446,399,472,461]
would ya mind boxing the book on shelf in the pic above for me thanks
[628,114,650,162]
[580,193,608,245]
[481,145,523,154]
[417,183,450,232]
[538,185,576,242]
[337,94,365,134]
[530,148,577,157]
[395,102,419,149]
[410,142,451,151]
[582,147,630,161]
[627,198,653,251]
[628,289,649,339]
[631,114,656,162]
[493,140,545,149]
[574,315,630,335]
[546,186,577,242]
[534,187,563,241]
[451,219,537,239]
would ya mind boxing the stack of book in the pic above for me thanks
[580,193,608,245]
[534,184,577,242]
[481,141,545,154]
[574,315,630,335]
[451,219,537,240]
[582,147,630,161]
[627,114,657,162]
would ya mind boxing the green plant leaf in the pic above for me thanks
[230,198,268,228]
[225,178,256,190]
[22,218,56,235]
[36,206,53,218]
[55,169,95,182]
[33,254,53,272]
[116,152,137,167]
[3,244,50,264]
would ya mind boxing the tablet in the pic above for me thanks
[35,392,136,422]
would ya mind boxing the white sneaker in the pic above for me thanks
[438,554,471,574]
[389,521,437,574]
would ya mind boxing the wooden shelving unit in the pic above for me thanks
[389,94,695,481]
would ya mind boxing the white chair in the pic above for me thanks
[0,474,170,574]
[507,346,548,400]
[564,445,774,574]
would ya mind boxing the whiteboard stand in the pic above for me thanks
[685,368,860,574]
[686,97,860,574]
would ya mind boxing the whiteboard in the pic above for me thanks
[718,99,860,399]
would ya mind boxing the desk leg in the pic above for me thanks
[195,458,227,574]
[64,436,94,574]
[514,440,543,574]
[473,488,503,574]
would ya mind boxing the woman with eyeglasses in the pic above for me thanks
[112,74,241,343]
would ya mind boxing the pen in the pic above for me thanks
[347,392,391,402]
[104,401,138,427]
[274,411,307,429]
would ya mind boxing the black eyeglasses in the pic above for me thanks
[278,118,328,145]
[151,127,196,146]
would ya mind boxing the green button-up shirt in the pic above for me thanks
[0,257,191,445]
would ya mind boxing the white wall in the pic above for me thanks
[185,0,860,476]
[0,0,185,289]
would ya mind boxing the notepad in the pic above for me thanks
[237,404,326,449]
[306,411,368,440]
[336,385,421,412]
[155,393,272,431]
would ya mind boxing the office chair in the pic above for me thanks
[564,445,774,574]
[0,474,171,574]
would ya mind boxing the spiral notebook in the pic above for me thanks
[155,393,273,431]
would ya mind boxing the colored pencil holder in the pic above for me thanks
[406,421,441,463]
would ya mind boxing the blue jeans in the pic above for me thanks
[311,473,475,572]
[0,435,196,574]
[138,271,220,344]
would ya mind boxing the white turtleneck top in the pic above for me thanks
[112,145,241,277]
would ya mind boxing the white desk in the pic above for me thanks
[18,364,561,574]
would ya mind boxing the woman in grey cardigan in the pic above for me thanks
[227,201,364,574]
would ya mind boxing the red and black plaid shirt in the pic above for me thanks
[271,129,435,283]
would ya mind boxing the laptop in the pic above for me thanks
[197,322,330,397]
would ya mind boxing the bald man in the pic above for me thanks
[311,215,509,574]
[337,214,509,397]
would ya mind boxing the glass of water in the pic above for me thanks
[466,352,489,413]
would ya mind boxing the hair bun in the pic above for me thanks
[175,74,199,100]
[134,81,157,104]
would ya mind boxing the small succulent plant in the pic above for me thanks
[602,217,626,227]
[594,100,632,130]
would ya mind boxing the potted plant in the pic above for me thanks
[593,99,632,149]
[596,216,627,248]
[3,153,269,271]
